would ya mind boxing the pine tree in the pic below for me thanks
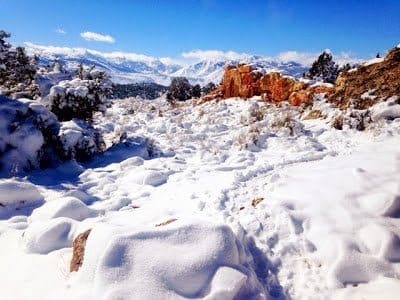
[192,84,201,98]
[166,77,193,102]
[306,51,339,84]
[339,63,352,74]
[202,82,217,95]
[0,30,39,98]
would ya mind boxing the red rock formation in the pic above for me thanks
[220,64,262,98]
[204,64,333,106]
[260,73,294,102]
[288,90,312,106]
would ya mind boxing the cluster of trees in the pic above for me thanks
[304,51,359,84]
[0,30,39,99]
[0,30,111,122]
[166,77,216,103]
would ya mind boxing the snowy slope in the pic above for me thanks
[26,43,309,86]
[0,95,400,299]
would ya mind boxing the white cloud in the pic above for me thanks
[181,50,250,62]
[80,31,115,43]
[54,28,66,35]
[275,51,318,65]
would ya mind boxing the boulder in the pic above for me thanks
[70,229,91,272]
[307,84,334,96]
[289,90,312,106]
[259,72,296,102]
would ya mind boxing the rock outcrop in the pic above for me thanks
[330,46,400,109]
[205,65,325,106]
[70,229,91,272]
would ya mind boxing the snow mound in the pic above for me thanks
[121,169,168,186]
[30,196,97,222]
[0,179,44,219]
[119,156,144,169]
[23,217,77,254]
[333,277,400,300]
[72,221,265,299]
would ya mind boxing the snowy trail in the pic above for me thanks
[1,97,400,299]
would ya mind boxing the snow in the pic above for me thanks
[0,179,44,219]
[0,95,400,299]
[26,42,310,85]
[23,217,77,254]
[70,220,265,299]
[371,96,400,121]
[363,57,384,66]
[30,196,97,221]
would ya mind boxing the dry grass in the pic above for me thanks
[155,218,178,227]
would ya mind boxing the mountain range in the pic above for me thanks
[26,43,314,86]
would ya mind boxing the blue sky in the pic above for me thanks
[0,0,399,59]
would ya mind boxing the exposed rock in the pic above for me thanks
[307,84,334,96]
[330,46,400,109]
[155,218,178,227]
[260,72,301,102]
[220,65,262,98]
[70,229,91,272]
[251,197,264,207]
[207,65,312,105]
[288,90,312,106]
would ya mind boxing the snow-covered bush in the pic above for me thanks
[0,95,60,176]
[0,94,107,176]
[57,119,105,162]
[49,65,111,121]
[331,109,372,131]
[270,111,304,136]
[0,30,39,99]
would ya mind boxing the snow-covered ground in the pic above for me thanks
[0,96,400,299]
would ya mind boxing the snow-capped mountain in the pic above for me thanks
[26,43,309,86]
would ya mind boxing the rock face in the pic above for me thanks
[330,46,400,109]
[206,65,321,106]
[221,65,261,98]
[70,229,91,272]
